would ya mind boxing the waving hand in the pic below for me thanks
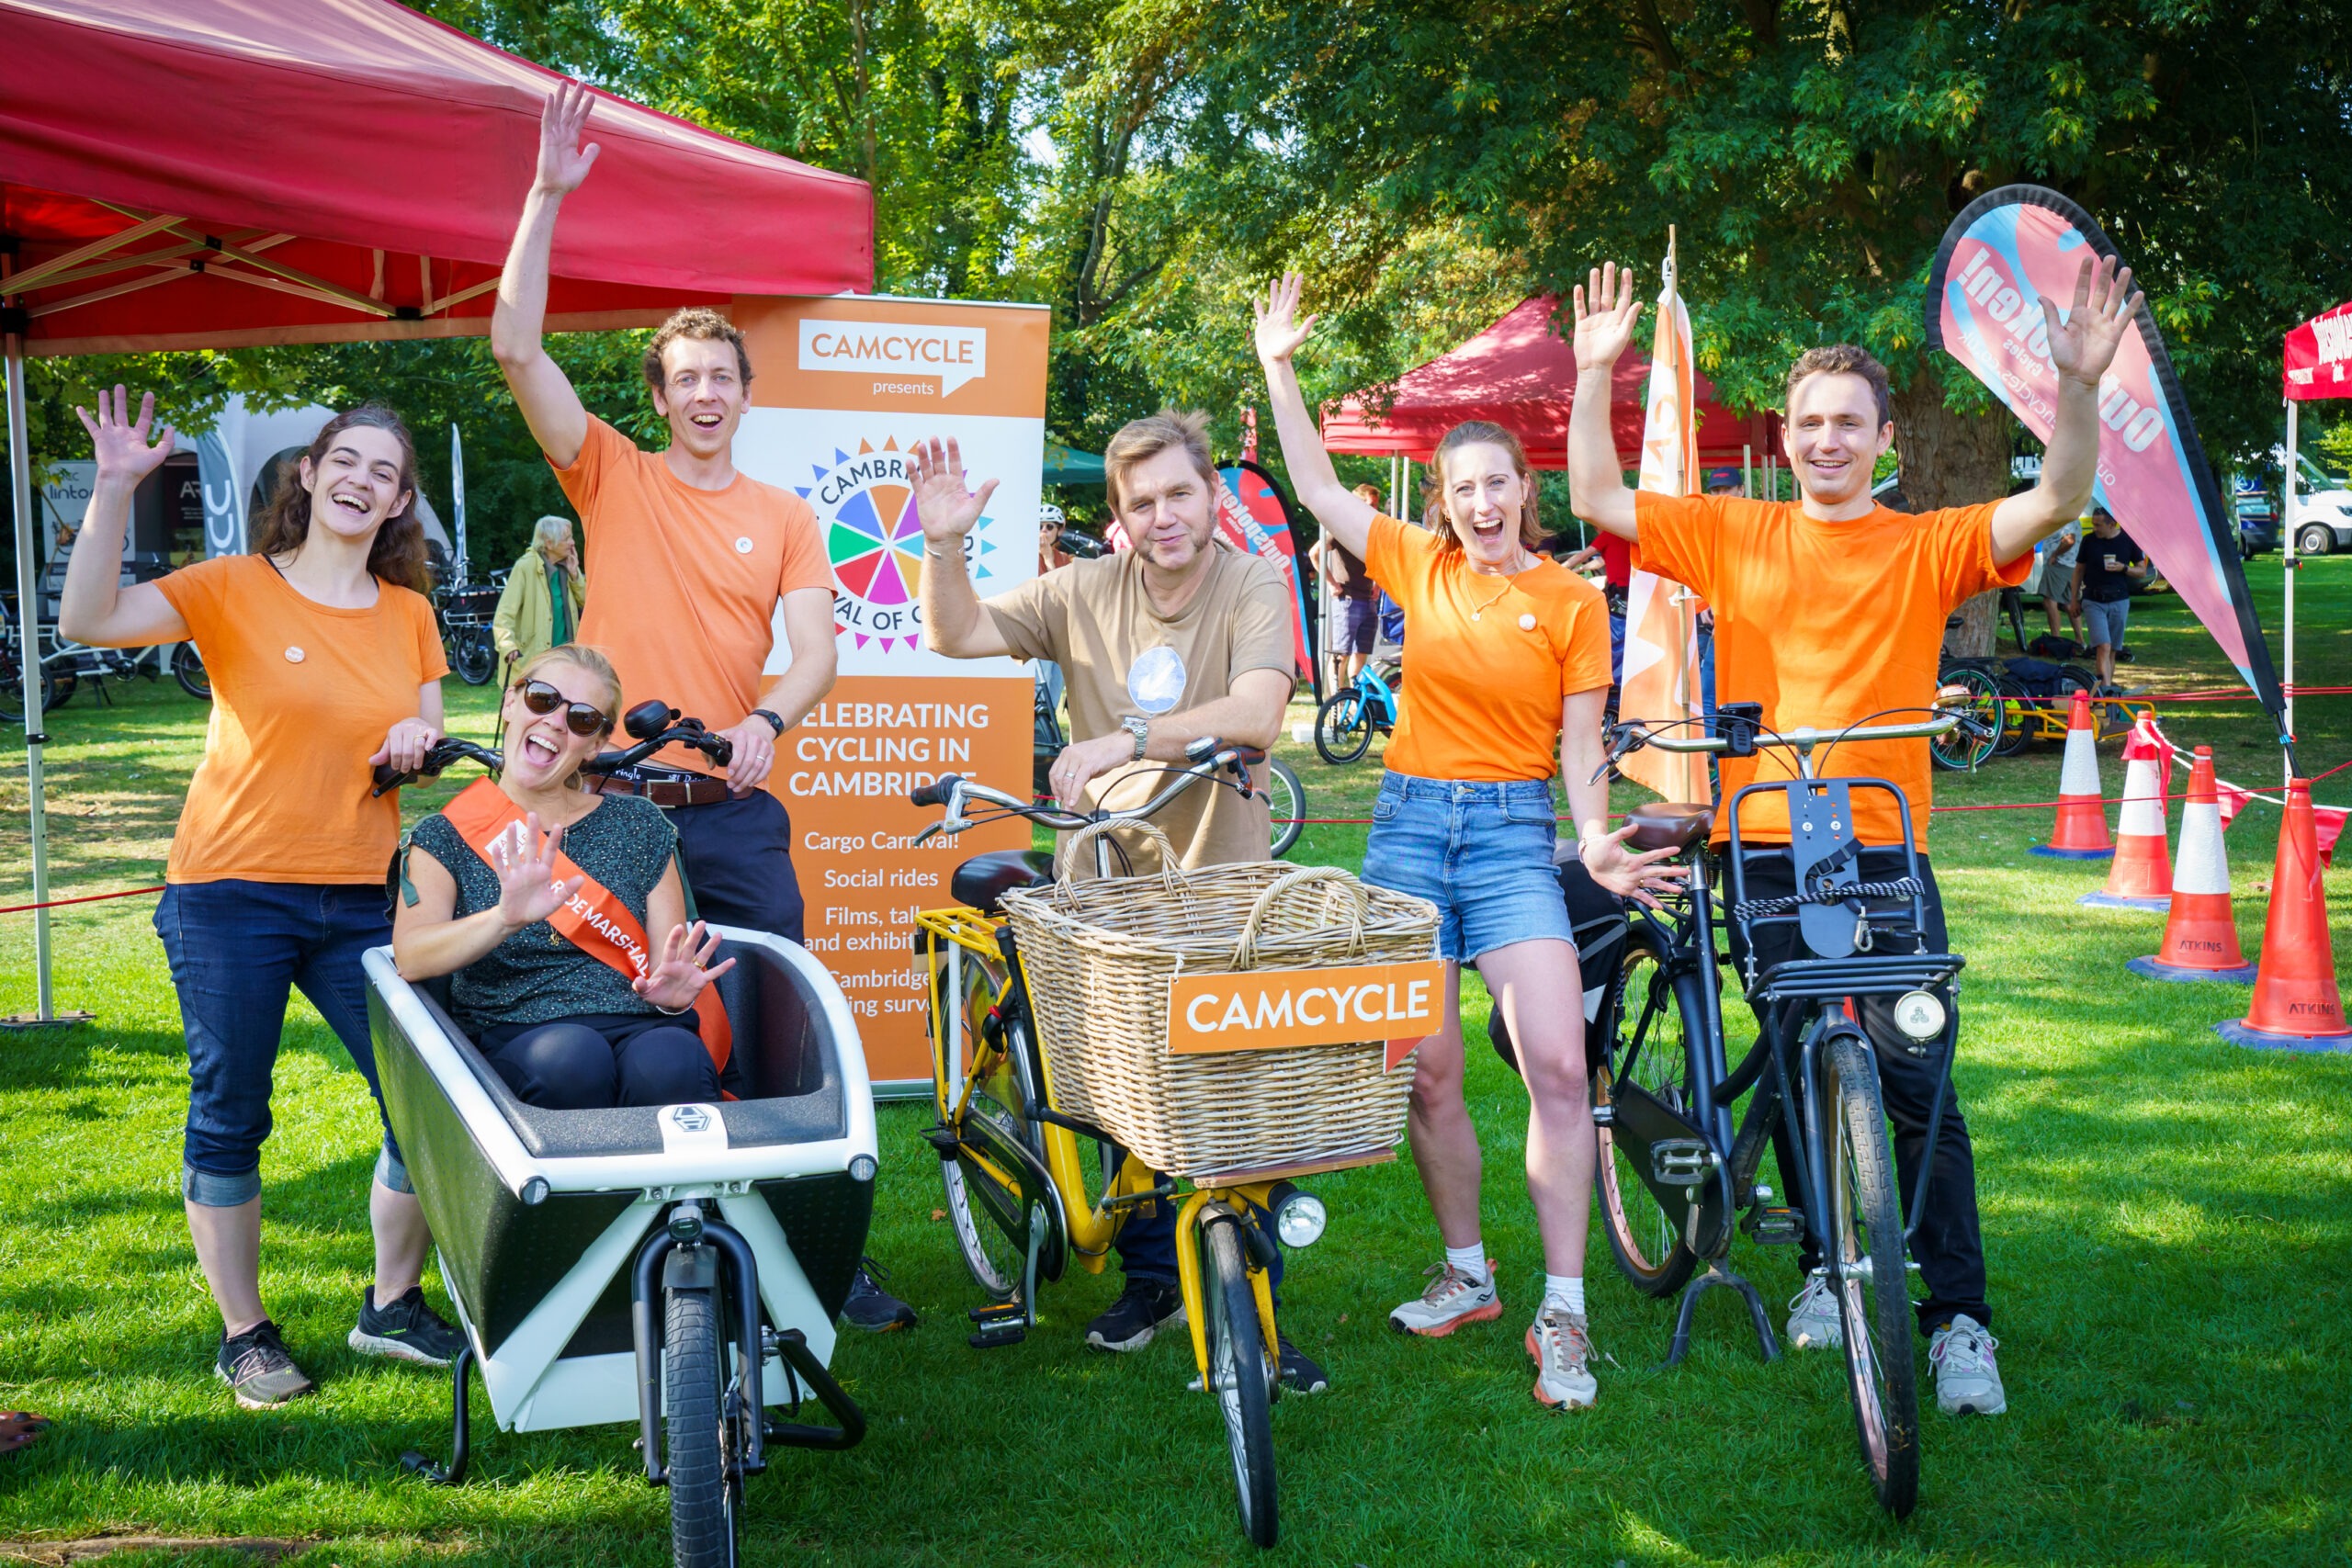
[2044,253,2143,389]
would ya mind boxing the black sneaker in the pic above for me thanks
[1277,1336,1329,1394]
[840,1259,918,1333]
[216,1320,315,1409]
[348,1286,466,1367]
[1085,1277,1184,1353]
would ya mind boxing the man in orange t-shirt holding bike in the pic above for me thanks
[491,81,915,1331]
[1567,254,2143,1420]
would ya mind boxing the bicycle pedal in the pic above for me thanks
[1742,1205,1804,1246]
[966,1302,1028,1348]
[920,1124,960,1155]
[1649,1139,1713,1186]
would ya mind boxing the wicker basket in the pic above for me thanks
[998,822,1441,1179]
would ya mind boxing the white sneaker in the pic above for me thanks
[1525,1304,1598,1410]
[1785,1275,1843,1350]
[1387,1259,1502,1337]
[1929,1314,2007,1416]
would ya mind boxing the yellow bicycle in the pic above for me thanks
[906,741,1360,1550]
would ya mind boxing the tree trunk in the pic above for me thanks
[1892,378,2014,658]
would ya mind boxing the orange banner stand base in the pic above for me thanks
[2215,1018,2352,1052]
[2129,956,2258,985]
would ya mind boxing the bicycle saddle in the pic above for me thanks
[952,851,1056,918]
[1627,802,1713,854]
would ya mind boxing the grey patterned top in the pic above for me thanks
[408,792,677,1030]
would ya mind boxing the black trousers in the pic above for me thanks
[1724,850,1991,1336]
[667,789,806,943]
[478,1011,718,1110]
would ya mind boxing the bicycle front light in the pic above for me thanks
[1894,990,1946,1043]
[1272,1189,1328,1248]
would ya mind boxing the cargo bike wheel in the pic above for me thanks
[1819,1030,1920,1518]
[663,1280,745,1568]
[928,944,1040,1300]
[1201,1213,1278,1548]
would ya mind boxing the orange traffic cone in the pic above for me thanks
[2031,689,2113,860]
[2081,721,2170,910]
[2130,748,2256,982]
[2218,779,2352,1049]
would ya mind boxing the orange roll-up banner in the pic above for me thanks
[734,295,1049,1094]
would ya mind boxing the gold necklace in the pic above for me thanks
[1467,553,1529,621]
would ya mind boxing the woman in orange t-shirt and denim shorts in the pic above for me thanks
[60,390,462,1409]
[1256,276,1679,1411]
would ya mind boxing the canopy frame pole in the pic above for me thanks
[2284,396,2299,788]
[6,291,61,1026]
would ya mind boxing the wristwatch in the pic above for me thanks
[1121,715,1150,761]
[751,708,785,737]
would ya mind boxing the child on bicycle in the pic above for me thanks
[1255,273,1680,1411]
[1566,253,2145,1417]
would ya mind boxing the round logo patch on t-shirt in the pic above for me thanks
[283,646,305,663]
[1127,645,1186,715]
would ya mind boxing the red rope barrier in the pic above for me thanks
[0,884,168,915]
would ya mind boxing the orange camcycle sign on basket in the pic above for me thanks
[731,293,1050,1097]
[1167,960,1447,1070]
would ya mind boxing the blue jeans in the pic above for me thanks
[669,790,805,944]
[1362,774,1574,964]
[1118,1175,1285,1306]
[154,880,405,1207]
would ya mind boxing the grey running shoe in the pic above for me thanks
[349,1286,465,1367]
[1786,1275,1844,1350]
[1929,1314,2007,1416]
[1525,1304,1599,1410]
[217,1321,315,1409]
[1387,1259,1501,1337]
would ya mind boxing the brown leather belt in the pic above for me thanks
[586,773,733,808]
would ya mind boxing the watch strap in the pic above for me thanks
[752,708,785,737]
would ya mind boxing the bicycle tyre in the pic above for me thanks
[662,1280,741,1568]
[173,641,211,701]
[1264,757,1306,859]
[1592,923,1701,1298]
[1819,1031,1920,1518]
[40,665,75,713]
[1203,1214,1278,1548]
[1313,690,1373,765]
[452,629,499,687]
[928,949,1035,1299]
[1928,664,2000,772]
[1988,673,2034,758]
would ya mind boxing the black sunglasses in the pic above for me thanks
[518,679,610,737]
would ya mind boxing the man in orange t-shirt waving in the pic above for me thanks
[1567,254,2143,1421]
[492,82,914,1331]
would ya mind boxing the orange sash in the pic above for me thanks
[442,779,732,1077]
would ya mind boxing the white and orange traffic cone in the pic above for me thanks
[2129,748,2256,982]
[2081,720,2171,910]
[2218,779,2352,1050]
[2031,689,2113,860]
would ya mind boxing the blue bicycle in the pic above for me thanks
[1313,659,1399,764]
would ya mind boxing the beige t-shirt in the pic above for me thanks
[987,546,1295,876]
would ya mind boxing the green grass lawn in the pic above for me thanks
[2,561,2349,1566]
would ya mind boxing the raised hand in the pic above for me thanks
[535,78,602,197]
[906,435,998,547]
[634,920,736,1012]
[2045,253,2143,389]
[1571,264,1644,373]
[1253,271,1318,366]
[491,813,583,930]
[74,386,175,484]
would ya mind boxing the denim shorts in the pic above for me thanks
[2084,596,2131,650]
[1360,773,1577,963]
[155,879,406,1206]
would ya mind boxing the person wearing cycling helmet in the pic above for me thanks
[1568,254,2144,1418]
[491,82,915,1332]
[59,389,460,1409]
[1256,273,1680,1413]
[392,647,731,1111]
[910,415,1323,1388]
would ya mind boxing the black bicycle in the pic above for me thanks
[1586,697,1990,1518]
[370,699,735,796]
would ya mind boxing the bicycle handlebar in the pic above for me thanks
[1627,712,1964,756]
[366,703,734,795]
[371,738,503,796]
[905,738,1263,848]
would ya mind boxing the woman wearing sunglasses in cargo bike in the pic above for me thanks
[1255,273,1680,1410]
[390,647,733,1111]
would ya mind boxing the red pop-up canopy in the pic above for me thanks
[1320,295,1772,468]
[0,0,875,355]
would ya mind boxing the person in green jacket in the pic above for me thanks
[492,514,586,681]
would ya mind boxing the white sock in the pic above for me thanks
[1443,1243,1489,1286]
[1544,1274,1586,1316]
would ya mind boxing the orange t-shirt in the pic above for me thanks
[558,417,832,773]
[153,555,447,884]
[1363,514,1613,782]
[1632,493,2030,849]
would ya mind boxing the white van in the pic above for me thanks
[2288,452,2352,556]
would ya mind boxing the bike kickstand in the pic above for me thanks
[1661,1260,1782,1368]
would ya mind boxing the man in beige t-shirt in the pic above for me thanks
[912,411,1322,1390]
[914,412,1295,877]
